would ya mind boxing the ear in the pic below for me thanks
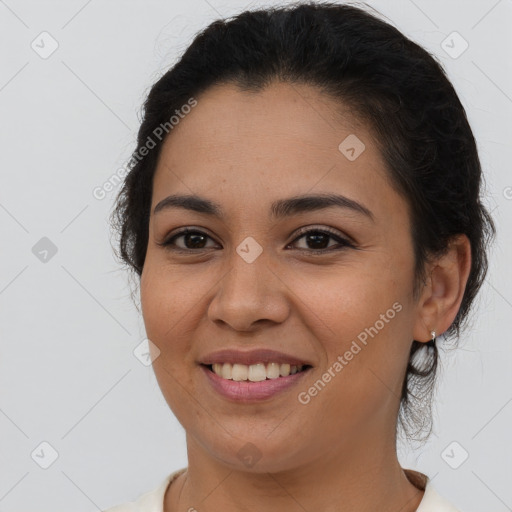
[413,234,472,343]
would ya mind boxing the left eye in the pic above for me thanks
[159,227,354,253]
[289,228,353,252]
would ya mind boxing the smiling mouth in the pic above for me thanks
[202,362,312,381]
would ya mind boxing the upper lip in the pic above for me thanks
[199,348,313,367]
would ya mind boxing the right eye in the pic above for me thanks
[158,228,218,252]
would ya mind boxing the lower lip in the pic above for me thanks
[201,364,311,402]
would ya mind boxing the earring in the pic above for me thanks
[428,330,436,347]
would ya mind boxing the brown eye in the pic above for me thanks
[289,228,353,253]
[160,229,218,251]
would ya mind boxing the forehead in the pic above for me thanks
[151,81,406,224]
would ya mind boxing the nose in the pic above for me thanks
[207,248,290,332]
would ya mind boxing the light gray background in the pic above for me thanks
[0,0,510,510]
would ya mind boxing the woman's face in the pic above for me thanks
[141,81,425,472]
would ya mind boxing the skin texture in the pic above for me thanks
[139,81,472,512]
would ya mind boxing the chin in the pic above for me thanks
[199,430,310,474]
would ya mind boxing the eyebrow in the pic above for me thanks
[153,193,374,222]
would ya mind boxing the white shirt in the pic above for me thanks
[102,467,460,512]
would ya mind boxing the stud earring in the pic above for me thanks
[427,330,436,347]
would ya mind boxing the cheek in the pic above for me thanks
[139,255,219,398]
[140,260,203,420]
[290,262,403,342]
[292,261,411,399]
[140,256,205,339]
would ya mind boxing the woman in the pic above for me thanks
[106,2,495,511]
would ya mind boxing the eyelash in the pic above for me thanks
[158,226,355,255]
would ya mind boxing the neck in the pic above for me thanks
[165,433,425,512]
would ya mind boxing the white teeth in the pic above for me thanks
[209,362,305,380]
[232,363,248,381]
[248,363,267,382]
[221,363,231,380]
[266,362,280,379]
